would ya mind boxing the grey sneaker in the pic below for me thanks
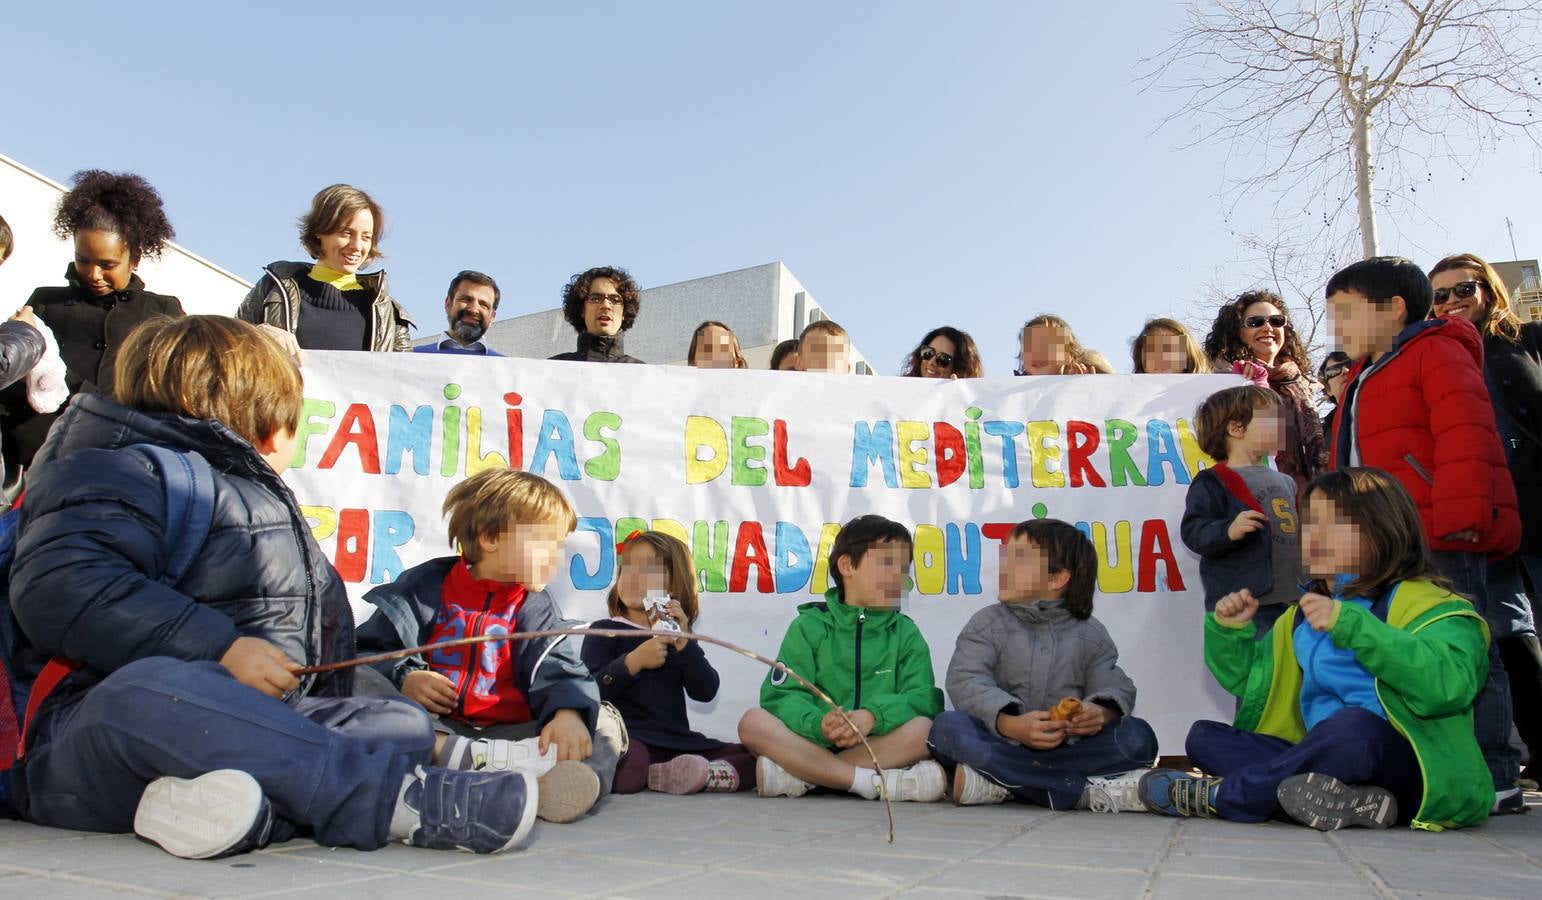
[1277,773,1397,830]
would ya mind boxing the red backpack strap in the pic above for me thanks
[1208,461,1264,514]
[10,658,79,765]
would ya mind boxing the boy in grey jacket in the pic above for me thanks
[927,519,1159,810]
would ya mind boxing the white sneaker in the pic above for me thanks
[880,760,946,803]
[467,737,557,777]
[952,763,1010,806]
[134,770,273,859]
[756,756,812,798]
[1082,768,1153,813]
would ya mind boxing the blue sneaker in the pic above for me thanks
[390,766,537,853]
[1138,768,1221,818]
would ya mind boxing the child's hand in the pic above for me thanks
[1227,510,1268,541]
[821,708,875,748]
[625,635,671,675]
[1065,701,1115,737]
[540,709,593,762]
[666,598,690,649]
[402,670,457,715]
[219,637,300,698]
[1299,592,1339,632]
[1001,711,1066,750]
[1214,590,1259,626]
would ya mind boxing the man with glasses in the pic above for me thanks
[550,266,646,364]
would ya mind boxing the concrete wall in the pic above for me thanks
[474,261,873,371]
[0,153,250,315]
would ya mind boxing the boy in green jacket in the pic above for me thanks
[738,515,946,801]
[1140,468,1493,831]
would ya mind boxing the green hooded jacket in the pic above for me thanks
[1204,579,1492,830]
[760,589,943,748]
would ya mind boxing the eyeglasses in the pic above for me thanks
[1244,314,1287,329]
[1433,281,1481,305]
[584,292,623,307]
[919,346,955,368]
[1321,362,1349,380]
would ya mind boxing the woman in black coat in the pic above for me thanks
[1,170,184,469]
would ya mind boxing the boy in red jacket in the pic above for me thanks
[1325,256,1523,813]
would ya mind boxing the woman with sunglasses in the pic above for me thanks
[550,266,646,363]
[1201,290,1327,488]
[1430,252,1542,791]
[900,326,983,379]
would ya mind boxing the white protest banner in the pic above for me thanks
[282,352,1242,751]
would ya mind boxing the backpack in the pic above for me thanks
[0,444,216,817]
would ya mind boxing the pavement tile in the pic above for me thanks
[0,871,184,899]
[0,833,187,872]
[1148,873,1380,900]
[544,834,768,867]
[917,859,1150,899]
[1350,845,1542,895]
[1169,834,1342,863]
[613,868,895,900]
[259,841,496,873]
[425,848,683,895]
[722,846,952,888]
[969,844,1157,871]
[1156,852,1363,885]
[74,854,393,898]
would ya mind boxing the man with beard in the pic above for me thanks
[415,271,504,355]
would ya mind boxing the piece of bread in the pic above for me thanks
[1048,697,1083,722]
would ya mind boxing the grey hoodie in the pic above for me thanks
[945,599,1137,739]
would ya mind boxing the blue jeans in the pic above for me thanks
[17,657,435,849]
[1432,550,1520,788]
[1187,708,1422,823]
[927,710,1159,809]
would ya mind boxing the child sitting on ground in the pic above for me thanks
[356,469,627,824]
[581,530,755,794]
[738,514,946,801]
[1141,468,1491,831]
[1182,385,1303,639]
[7,316,536,858]
[928,519,1159,810]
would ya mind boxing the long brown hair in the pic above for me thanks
[606,531,701,625]
[1429,253,1525,343]
[901,326,984,378]
[687,320,748,368]
[1302,468,1452,601]
[1132,318,1211,374]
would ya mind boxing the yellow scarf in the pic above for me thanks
[309,264,364,291]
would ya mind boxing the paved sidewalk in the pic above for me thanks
[0,790,1537,898]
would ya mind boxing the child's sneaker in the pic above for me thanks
[442,735,557,777]
[537,760,601,823]
[1493,787,1529,815]
[1277,773,1397,830]
[756,756,812,798]
[952,763,1009,806]
[648,754,710,795]
[1081,769,1153,814]
[881,760,946,802]
[389,766,537,853]
[703,759,741,793]
[134,770,275,859]
[1139,768,1221,818]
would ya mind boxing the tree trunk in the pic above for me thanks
[1352,108,1380,258]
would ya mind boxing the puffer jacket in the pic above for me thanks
[236,261,414,352]
[356,557,601,731]
[1334,315,1521,558]
[8,393,356,727]
[1483,322,1542,555]
[550,332,645,364]
[946,599,1137,739]
[0,266,184,469]
[0,320,45,503]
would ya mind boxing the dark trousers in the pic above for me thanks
[613,740,757,794]
[927,710,1159,809]
[434,702,627,798]
[1187,708,1422,823]
[18,657,434,849]
[1432,550,1519,787]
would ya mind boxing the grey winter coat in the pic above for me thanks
[945,599,1137,739]
[236,261,414,352]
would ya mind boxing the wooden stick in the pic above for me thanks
[296,626,897,842]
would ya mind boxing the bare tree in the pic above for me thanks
[1187,229,1338,366]
[1141,1,1542,259]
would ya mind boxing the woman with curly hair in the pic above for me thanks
[901,326,983,379]
[1,170,184,470]
[550,266,645,364]
[1201,290,1326,488]
[236,184,413,355]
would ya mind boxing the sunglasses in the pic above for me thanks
[1244,314,1287,329]
[919,346,955,368]
[1433,280,1481,304]
[1321,362,1349,380]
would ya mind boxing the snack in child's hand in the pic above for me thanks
[1048,697,1083,722]
[644,589,680,633]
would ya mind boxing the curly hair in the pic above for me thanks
[562,266,641,333]
[1201,290,1310,370]
[901,326,984,378]
[52,170,176,261]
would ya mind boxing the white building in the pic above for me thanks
[0,153,250,314]
[473,261,875,372]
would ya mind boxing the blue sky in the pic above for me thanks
[4,1,1538,372]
